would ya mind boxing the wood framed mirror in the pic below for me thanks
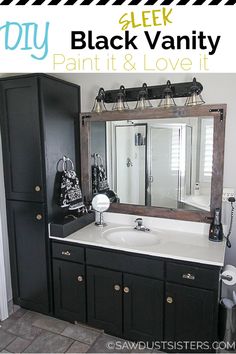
[80,104,226,223]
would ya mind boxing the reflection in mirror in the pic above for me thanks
[90,116,214,212]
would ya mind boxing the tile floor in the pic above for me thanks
[0,308,155,353]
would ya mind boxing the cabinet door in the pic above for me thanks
[123,273,164,342]
[39,76,80,220]
[165,283,216,342]
[87,266,122,337]
[0,77,44,202]
[7,200,50,314]
[53,259,86,323]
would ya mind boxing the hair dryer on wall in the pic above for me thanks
[209,208,223,242]
[209,197,235,248]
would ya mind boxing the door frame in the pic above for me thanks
[148,123,183,208]
[0,133,10,321]
[0,216,9,320]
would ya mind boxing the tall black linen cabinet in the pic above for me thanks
[0,74,80,314]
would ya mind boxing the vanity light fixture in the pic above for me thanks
[92,87,107,113]
[92,79,204,110]
[112,85,129,111]
[158,80,176,108]
[185,77,205,106]
[135,83,153,110]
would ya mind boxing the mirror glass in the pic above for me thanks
[91,116,214,212]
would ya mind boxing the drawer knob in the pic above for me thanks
[35,185,41,192]
[124,286,130,294]
[36,213,43,221]
[77,275,83,282]
[114,284,121,292]
[182,273,195,280]
[167,296,173,304]
[61,251,71,256]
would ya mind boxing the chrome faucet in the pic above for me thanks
[134,218,150,232]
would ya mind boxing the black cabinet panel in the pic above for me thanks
[53,259,86,323]
[87,266,122,337]
[86,248,164,279]
[7,200,50,313]
[0,77,44,202]
[166,262,219,290]
[165,282,216,342]
[52,242,84,263]
[0,74,81,315]
[123,273,164,342]
[39,76,80,220]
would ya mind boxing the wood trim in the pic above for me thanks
[81,104,227,123]
[109,203,210,223]
[211,107,226,210]
[80,119,93,202]
[80,104,226,223]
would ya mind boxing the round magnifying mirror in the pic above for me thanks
[92,194,110,226]
[92,194,110,212]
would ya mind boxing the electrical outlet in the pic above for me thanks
[222,187,235,202]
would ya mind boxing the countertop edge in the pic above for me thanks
[49,235,225,267]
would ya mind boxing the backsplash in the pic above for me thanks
[103,212,209,236]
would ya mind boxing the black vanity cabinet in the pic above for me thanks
[51,241,221,351]
[87,266,123,336]
[86,248,164,341]
[123,273,164,342]
[52,242,86,323]
[0,74,80,314]
[0,77,44,202]
[87,266,163,340]
[165,262,219,345]
[165,283,215,342]
[6,200,49,313]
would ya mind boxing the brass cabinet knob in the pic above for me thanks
[77,276,83,282]
[124,287,130,294]
[35,186,41,192]
[114,284,121,292]
[61,251,71,256]
[36,214,43,221]
[167,296,173,304]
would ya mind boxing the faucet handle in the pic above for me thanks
[135,218,143,226]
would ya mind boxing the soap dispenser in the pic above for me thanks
[209,208,223,242]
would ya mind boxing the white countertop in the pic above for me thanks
[49,213,226,266]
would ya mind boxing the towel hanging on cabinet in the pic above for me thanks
[57,156,84,210]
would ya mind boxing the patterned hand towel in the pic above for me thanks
[92,164,109,194]
[59,170,84,210]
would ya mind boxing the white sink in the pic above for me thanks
[102,227,161,247]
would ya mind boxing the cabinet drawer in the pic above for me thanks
[52,242,84,263]
[166,262,220,290]
[86,248,164,279]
